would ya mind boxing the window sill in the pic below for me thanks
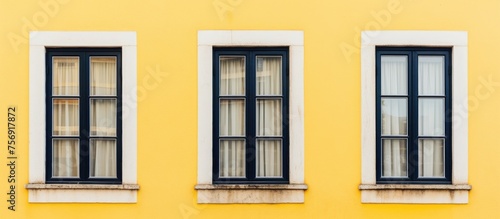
[26,183,139,203]
[195,184,307,204]
[359,184,472,204]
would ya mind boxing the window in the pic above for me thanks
[360,31,471,204]
[46,48,122,184]
[376,48,451,184]
[28,31,138,203]
[213,48,289,184]
[196,30,306,204]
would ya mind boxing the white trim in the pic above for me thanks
[28,31,137,203]
[197,30,305,203]
[360,31,469,203]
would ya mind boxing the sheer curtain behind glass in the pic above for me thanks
[380,55,408,177]
[256,57,282,177]
[418,56,445,177]
[90,57,117,178]
[219,57,246,177]
[52,57,80,177]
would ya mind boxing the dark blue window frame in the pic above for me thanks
[212,47,290,184]
[45,48,122,184]
[376,47,452,184]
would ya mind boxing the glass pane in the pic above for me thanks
[419,139,444,177]
[220,56,245,96]
[256,99,282,136]
[256,140,282,177]
[419,98,445,136]
[381,98,407,136]
[382,139,407,177]
[90,139,117,178]
[91,57,117,96]
[53,99,79,136]
[256,56,282,95]
[419,56,445,95]
[53,57,79,96]
[381,55,408,95]
[52,139,79,177]
[219,99,245,136]
[219,140,245,177]
[91,99,117,136]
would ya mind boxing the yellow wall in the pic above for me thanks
[1,0,499,218]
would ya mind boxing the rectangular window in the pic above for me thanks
[376,47,451,183]
[46,48,122,184]
[213,47,289,184]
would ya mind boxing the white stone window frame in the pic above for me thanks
[196,30,306,204]
[360,31,471,204]
[27,31,138,203]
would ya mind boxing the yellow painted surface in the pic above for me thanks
[0,0,499,218]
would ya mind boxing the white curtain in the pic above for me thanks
[53,139,79,177]
[53,57,79,96]
[52,57,80,177]
[220,100,245,136]
[418,56,445,177]
[382,139,407,177]
[419,56,444,95]
[90,140,117,177]
[218,56,283,177]
[219,100,245,177]
[380,55,445,177]
[380,56,408,177]
[257,57,282,95]
[381,56,407,95]
[219,140,245,177]
[257,140,282,177]
[91,57,117,96]
[52,99,80,176]
[53,99,79,136]
[381,98,408,177]
[257,99,282,136]
[219,57,246,177]
[91,99,117,136]
[89,57,118,177]
[220,56,245,96]
[256,57,283,177]
[419,139,444,177]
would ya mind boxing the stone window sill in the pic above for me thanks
[195,184,307,204]
[26,184,139,203]
[359,184,472,204]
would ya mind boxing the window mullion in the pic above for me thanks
[246,52,256,180]
[409,51,417,181]
[80,52,90,181]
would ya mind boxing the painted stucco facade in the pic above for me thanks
[1,0,498,218]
